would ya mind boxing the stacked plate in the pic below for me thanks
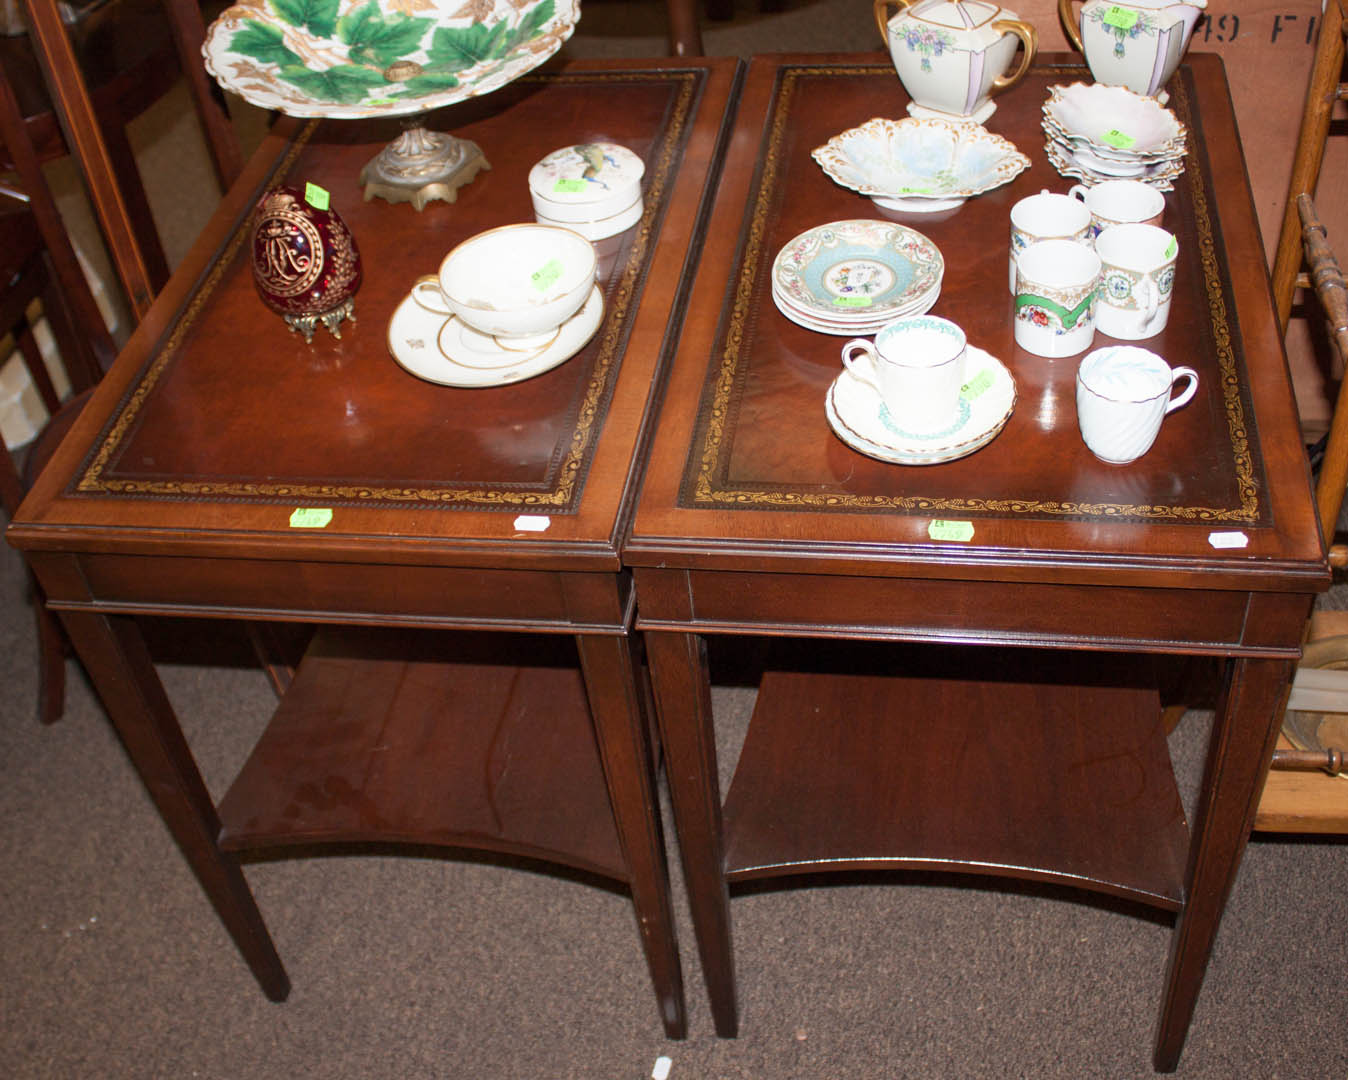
[1042,83,1188,191]
[772,219,944,336]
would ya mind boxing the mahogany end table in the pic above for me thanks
[624,53,1328,1069]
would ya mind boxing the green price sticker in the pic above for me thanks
[1102,5,1139,29]
[928,519,974,542]
[834,296,873,308]
[532,258,564,292]
[899,186,935,195]
[289,507,333,529]
[304,183,330,211]
[553,178,587,193]
[961,369,994,400]
[1099,129,1136,149]
[1164,237,1178,260]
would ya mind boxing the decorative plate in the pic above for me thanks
[825,345,1016,465]
[772,279,940,336]
[772,220,944,323]
[203,0,580,119]
[1042,83,1186,158]
[1045,138,1185,191]
[811,117,1030,210]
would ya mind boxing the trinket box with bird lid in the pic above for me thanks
[528,142,645,240]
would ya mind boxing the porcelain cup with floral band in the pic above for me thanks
[1094,222,1177,339]
[1013,239,1100,358]
[412,222,597,349]
[841,315,968,434]
[874,0,1038,124]
[1076,345,1197,463]
[1008,189,1093,293]
[1069,178,1165,239]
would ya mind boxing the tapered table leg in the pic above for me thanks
[576,632,687,1038]
[1153,656,1293,1071]
[55,609,290,1001]
[643,630,738,1038]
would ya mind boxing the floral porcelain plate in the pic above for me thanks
[812,116,1030,212]
[203,0,580,119]
[825,345,1016,465]
[772,220,945,323]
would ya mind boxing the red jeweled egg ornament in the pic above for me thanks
[250,185,362,342]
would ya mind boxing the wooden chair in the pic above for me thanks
[11,0,242,320]
[1,0,247,720]
[1,0,242,298]
[1266,194,1348,780]
[666,0,704,56]
[1270,0,1348,334]
[0,194,104,723]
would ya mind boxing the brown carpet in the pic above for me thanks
[4,2,1348,1076]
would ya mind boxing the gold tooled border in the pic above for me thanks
[688,63,1262,524]
[73,70,700,511]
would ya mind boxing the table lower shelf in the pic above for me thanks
[722,659,1189,910]
[216,627,628,882]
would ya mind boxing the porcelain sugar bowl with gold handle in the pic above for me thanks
[874,0,1038,124]
[1059,0,1206,98]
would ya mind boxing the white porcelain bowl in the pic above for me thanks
[812,116,1029,211]
[1043,83,1186,157]
[437,223,596,340]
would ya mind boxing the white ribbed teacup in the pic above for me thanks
[1076,346,1198,464]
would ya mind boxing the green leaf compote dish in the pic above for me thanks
[204,0,581,206]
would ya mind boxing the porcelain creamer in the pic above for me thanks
[874,0,1038,124]
[1059,0,1207,97]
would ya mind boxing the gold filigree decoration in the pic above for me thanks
[74,72,700,510]
[688,63,1262,523]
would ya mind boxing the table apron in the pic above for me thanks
[28,551,634,634]
[632,568,1314,657]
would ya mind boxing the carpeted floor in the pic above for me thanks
[4,2,1348,1077]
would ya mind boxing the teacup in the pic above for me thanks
[1095,223,1177,340]
[1013,239,1100,357]
[412,223,596,348]
[1069,179,1165,240]
[1008,189,1093,293]
[1076,345,1197,463]
[840,315,967,434]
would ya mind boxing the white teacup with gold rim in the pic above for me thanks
[1076,345,1197,463]
[412,223,597,349]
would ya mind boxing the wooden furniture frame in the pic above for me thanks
[14,0,242,317]
[1270,0,1348,334]
[7,56,743,1036]
[624,54,1327,1071]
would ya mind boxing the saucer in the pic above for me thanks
[773,220,944,324]
[388,284,604,388]
[825,345,1016,465]
[773,278,940,335]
